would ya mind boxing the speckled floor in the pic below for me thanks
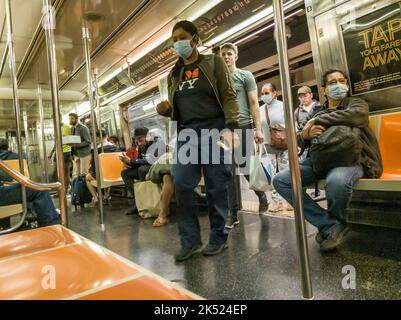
[65,197,401,300]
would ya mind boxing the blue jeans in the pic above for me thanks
[273,158,363,234]
[0,185,60,227]
[172,118,232,249]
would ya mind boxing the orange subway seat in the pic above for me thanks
[378,113,401,180]
[0,241,139,300]
[77,276,194,300]
[3,159,30,179]
[0,225,80,260]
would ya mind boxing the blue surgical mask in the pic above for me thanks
[173,39,194,59]
[327,83,349,101]
[262,94,273,105]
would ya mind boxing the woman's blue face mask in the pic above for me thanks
[173,36,195,59]
[262,93,273,105]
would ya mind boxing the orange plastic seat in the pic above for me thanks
[378,113,401,180]
[0,226,200,300]
[2,159,30,179]
[91,152,125,188]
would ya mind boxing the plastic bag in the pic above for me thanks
[249,144,274,192]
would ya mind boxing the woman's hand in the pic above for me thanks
[156,101,171,115]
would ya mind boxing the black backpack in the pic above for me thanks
[71,175,92,209]
[309,125,362,178]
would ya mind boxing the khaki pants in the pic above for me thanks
[75,154,91,176]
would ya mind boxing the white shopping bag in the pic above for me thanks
[249,144,274,192]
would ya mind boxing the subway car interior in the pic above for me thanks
[0,0,401,301]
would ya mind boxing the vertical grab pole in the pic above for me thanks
[82,26,105,231]
[272,0,313,299]
[93,69,104,153]
[5,0,27,216]
[38,85,49,183]
[42,0,68,226]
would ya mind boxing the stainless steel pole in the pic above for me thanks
[5,0,27,219]
[93,69,104,153]
[0,44,9,78]
[43,0,68,226]
[38,84,49,183]
[82,26,105,231]
[272,0,313,299]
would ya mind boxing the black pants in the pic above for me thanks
[121,165,151,195]
[228,124,266,212]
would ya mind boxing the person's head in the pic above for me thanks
[297,86,314,106]
[321,69,349,101]
[261,83,278,105]
[95,130,107,144]
[172,20,200,61]
[133,127,150,148]
[220,43,238,70]
[108,135,119,146]
[0,138,9,152]
[69,113,79,126]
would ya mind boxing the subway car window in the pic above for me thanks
[0,0,400,305]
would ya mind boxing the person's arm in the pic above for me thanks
[244,70,263,144]
[214,55,239,130]
[75,126,91,148]
[313,98,369,128]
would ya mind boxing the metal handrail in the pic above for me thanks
[0,160,61,191]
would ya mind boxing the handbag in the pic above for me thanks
[309,125,362,178]
[249,144,274,192]
[265,105,287,150]
[134,181,162,219]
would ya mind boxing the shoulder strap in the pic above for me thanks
[265,104,271,126]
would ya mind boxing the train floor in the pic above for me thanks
[65,197,401,300]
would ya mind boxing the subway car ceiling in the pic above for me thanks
[0,0,305,130]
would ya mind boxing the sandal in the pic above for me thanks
[152,217,169,227]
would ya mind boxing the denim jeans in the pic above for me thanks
[0,185,60,227]
[273,158,364,234]
[172,117,232,249]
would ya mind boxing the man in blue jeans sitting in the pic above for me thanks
[0,138,60,230]
[273,70,382,252]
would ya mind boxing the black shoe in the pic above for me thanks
[225,214,239,229]
[320,223,350,252]
[202,242,228,256]
[174,243,202,262]
[125,207,138,215]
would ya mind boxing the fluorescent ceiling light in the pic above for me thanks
[233,8,304,46]
[204,5,274,47]
[76,101,91,116]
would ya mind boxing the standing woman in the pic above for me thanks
[156,20,239,262]
[259,83,293,213]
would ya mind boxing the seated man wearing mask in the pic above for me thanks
[273,69,382,252]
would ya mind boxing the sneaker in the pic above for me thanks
[174,243,202,262]
[268,202,283,213]
[225,214,239,229]
[202,242,228,256]
[320,223,350,252]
